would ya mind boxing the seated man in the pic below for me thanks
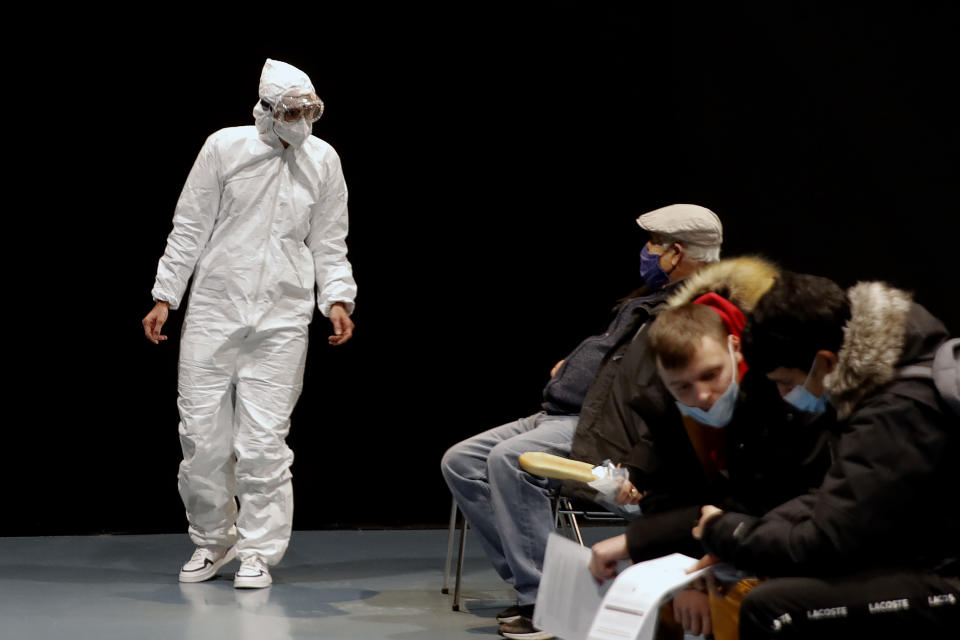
[692,273,960,638]
[567,256,794,511]
[440,204,723,639]
[587,267,832,639]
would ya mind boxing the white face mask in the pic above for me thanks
[674,340,740,428]
[273,117,312,147]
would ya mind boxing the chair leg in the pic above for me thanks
[442,499,458,594]
[553,494,572,538]
[453,513,468,611]
[562,497,585,546]
[560,508,573,537]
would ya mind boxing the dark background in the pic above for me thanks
[8,3,958,536]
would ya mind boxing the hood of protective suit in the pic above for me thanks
[253,58,317,146]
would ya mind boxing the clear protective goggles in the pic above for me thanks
[261,92,325,123]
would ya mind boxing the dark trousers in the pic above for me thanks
[739,569,960,639]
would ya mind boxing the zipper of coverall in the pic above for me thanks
[248,150,288,327]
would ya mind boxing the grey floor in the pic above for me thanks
[0,526,622,640]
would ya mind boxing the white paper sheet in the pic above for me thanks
[534,533,613,640]
[535,535,706,640]
[587,553,707,640]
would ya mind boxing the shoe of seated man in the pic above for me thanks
[234,555,272,589]
[178,545,237,583]
[496,603,525,623]
[498,607,554,640]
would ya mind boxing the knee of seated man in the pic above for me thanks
[440,443,470,479]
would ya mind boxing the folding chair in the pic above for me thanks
[441,491,626,611]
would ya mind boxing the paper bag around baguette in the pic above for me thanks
[518,452,597,483]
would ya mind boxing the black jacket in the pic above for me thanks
[625,370,832,561]
[702,285,960,577]
[541,284,675,415]
[568,256,783,478]
[564,256,832,561]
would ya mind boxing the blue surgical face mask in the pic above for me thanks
[782,357,829,414]
[675,341,739,428]
[640,245,671,290]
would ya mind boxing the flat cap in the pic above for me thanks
[636,204,723,247]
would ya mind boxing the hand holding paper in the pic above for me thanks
[537,532,712,640]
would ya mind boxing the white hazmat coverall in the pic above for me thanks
[151,59,356,565]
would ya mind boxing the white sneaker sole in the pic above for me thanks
[178,546,237,583]
[234,568,273,589]
[500,631,555,640]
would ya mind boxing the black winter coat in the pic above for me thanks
[703,288,960,577]
[624,370,832,561]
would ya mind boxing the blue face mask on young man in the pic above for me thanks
[675,341,739,428]
[639,245,673,291]
[782,357,830,414]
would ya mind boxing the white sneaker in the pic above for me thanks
[178,545,237,583]
[234,555,272,589]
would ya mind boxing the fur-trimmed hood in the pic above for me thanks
[666,255,780,313]
[824,282,913,420]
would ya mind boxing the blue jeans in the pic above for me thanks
[440,413,578,605]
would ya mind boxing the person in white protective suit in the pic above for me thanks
[142,58,357,589]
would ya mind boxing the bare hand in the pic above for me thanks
[142,301,170,344]
[328,303,354,346]
[672,588,712,636]
[614,480,643,506]
[686,553,721,574]
[550,359,565,377]
[692,505,724,539]
[588,534,628,584]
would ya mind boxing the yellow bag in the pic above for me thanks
[708,578,762,640]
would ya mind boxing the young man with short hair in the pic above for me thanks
[587,262,831,639]
[692,273,960,638]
